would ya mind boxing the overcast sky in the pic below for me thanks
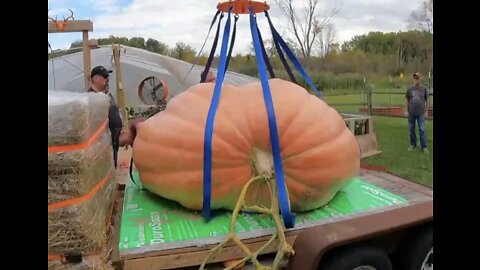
[48,0,421,54]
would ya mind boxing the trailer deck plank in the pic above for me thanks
[124,236,296,270]
[111,169,432,270]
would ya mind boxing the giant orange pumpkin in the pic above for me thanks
[133,79,360,212]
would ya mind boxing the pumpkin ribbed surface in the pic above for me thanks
[133,79,360,212]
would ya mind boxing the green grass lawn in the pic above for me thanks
[324,92,434,188]
[363,116,433,187]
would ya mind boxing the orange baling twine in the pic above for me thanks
[48,118,111,211]
[48,170,112,211]
[48,120,108,153]
[48,119,112,261]
[47,170,112,262]
[47,172,113,262]
[48,254,61,261]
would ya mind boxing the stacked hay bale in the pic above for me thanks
[48,91,116,270]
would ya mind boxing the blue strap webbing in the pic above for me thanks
[225,15,239,71]
[265,11,321,97]
[264,11,297,84]
[131,12,222,188]
[202,6,233,221]
[256,24,275,78]
[249,7,295,228]
[201,12,225,83]
[179,10,221,87]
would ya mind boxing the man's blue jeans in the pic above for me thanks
[408,114,427,148]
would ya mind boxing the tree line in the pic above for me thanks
[62,29,431,89]
[49,0,433,90]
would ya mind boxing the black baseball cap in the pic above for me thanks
[91,66,112,78]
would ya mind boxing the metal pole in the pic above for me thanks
[113,44,128,127]
[428,71,431,89]
[363,76,366,111]
[82,31,91,90]
[368,84,373,116]
[389,76,392,105]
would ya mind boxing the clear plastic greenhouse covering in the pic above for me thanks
[48,45,259,107]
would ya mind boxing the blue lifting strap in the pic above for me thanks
[264,11,297,84]
[264,11,321,97]
[179,10,221,87]
[201,12,225,83]
[202,6,233,221]
[256,24,275,78]
[225,14,239,71]
[249,7,295,228]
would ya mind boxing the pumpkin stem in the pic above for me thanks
[251,148,274,179]
[199,171,294,270]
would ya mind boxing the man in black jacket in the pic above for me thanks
[87,65,123,167]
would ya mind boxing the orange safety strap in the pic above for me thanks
[48,170,112,211]
[48,120,108,153]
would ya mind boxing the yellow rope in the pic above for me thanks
[199,175,294,270]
